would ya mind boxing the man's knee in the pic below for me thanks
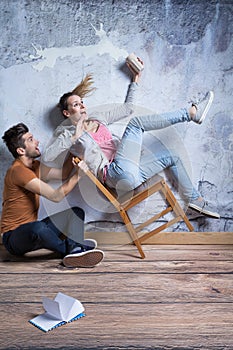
[71,207,85,220]
[30,221,48,240]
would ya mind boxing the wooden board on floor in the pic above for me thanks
[1,231,233,246]
[0,244,233,349]
[85,231,233,245]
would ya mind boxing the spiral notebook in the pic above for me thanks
[29,292,85,332]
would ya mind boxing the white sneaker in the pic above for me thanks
[191,91,214,124]
[63,249,104,268]
[188,198,220,219]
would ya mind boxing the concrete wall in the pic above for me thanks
[0,0,232,233]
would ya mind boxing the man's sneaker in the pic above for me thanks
[63,249,104,268]
[68,238,97,255]
[82,238,97,251]
[188,198,220,218]
[191,91,214,124]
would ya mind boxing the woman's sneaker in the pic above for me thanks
[191,91,214,124]
[63,249,104,268]
[188,198,220,218]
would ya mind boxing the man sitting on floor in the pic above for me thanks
[1,122,104,268]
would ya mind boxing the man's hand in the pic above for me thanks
[72,157,89,177]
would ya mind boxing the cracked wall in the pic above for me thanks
[0,0,232,233]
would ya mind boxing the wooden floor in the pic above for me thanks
[0,243,233,350]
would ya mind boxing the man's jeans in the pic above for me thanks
[2,207,84,256]
[105,109,200,202]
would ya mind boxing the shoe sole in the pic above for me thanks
[63,250,104,268]
[198,91,214,124]
[188,203,220,219]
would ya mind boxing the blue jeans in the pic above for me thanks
[2,207,85,257]
[105,109,200,202]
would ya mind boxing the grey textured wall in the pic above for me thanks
[0,0,232,233]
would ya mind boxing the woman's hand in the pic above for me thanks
[71,116,85,143]
[126,56,144,83]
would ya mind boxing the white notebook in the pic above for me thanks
[29,292,85,332]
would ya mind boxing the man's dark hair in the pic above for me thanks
[2,123,29,158]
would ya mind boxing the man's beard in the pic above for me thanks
[26,150,41,158]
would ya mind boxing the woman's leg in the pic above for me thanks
[138,144,200,202]
[133,108,190,132]
[105,108,191,194]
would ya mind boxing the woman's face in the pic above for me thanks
[63,95,87,123]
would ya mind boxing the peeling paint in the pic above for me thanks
[30,23,128,71]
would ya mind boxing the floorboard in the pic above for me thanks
[0,244,233,349]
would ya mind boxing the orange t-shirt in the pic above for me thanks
[1,159,40,233]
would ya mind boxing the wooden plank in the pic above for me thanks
[0,303,232,349]
[1,245,233,264]
[85,231,233,245]
[1,259,233,274]
[1,231,233,246]
[1,243,233,273]
[0,272,232,303]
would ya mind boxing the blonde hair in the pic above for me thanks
[71,73,96,98]
[58,73,96,114]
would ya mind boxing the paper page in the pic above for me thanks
[42,297,63,320]
[54,292,75,320]
[29,312,65,332]
[67,299,85,321]
[54,292,84,322]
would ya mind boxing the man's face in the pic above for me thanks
[64,95,87,123]
[21,132,41,158]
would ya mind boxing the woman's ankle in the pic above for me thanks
[189,105,197,120]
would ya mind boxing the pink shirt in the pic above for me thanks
[89,122,117,162]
